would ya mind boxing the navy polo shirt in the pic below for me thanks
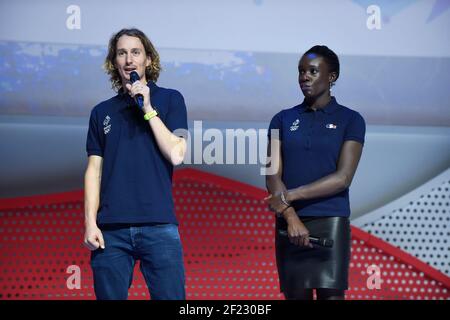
[86,81,188,225]
[268,97,365,217]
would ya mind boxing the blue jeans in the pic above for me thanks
[90,223,185,300]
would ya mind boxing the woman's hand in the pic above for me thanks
[283,208,313,248]
[264,192,290,213]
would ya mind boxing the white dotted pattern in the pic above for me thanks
[361,179,450,276]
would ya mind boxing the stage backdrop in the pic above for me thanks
[1,0,450,125]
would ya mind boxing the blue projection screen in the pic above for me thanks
[1,0,450,125]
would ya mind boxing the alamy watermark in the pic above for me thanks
[66,265,81,290]
[367,5,382,30]
[173,121,280,176]
[66,5,81,30]
[366,264,382,290]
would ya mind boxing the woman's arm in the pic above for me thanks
[265,138,312,247]
[266,140,363,213]
[287,140,363,202]
[265,138,285,198]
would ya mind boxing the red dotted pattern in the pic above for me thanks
[0,169,449,300]
[349,238,449,300]
[174,180,281,300]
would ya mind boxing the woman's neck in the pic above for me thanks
[305,92,331,110]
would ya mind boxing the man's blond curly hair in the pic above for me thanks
[103,28,161,92]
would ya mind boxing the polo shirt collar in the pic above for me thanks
[297,96,340,114]
[147,80,159,95]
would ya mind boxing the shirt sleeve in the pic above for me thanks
[268,112,283,141]
[344,111,366,145]
[166,90,188,138]
[86,109,103,157]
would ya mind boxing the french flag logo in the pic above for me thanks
[326,123,337,129]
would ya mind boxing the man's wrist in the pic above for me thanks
[144,109,158,121]
[84,217,97,227]
[142,105,154,114]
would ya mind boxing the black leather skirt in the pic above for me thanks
[275,216,351,292]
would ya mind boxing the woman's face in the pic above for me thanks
[298,53,333,99]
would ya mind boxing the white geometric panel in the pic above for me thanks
[353,169,450,276]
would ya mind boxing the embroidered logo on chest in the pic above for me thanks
[103,115,111,134]
[290,119,300,131]
[326,123,337,129]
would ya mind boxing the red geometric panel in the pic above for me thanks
[0,168,449,300]
[173,171,281,300]
[348,228,450,300]
[0,199,92,300]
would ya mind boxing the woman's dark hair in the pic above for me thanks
[302,45,340,85]
[104,28,161,92]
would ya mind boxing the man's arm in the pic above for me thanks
[126,81,187,166]
[146,117,187,166]
[83,155,105,250]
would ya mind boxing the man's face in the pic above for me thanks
[115,35,151,83]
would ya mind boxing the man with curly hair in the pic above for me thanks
[83,28,188,300]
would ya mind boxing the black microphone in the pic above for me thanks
[130,71,144,108]
[278,230,334,248]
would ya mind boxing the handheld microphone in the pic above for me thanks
[130,71,144,108]
[278,230,334,248]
